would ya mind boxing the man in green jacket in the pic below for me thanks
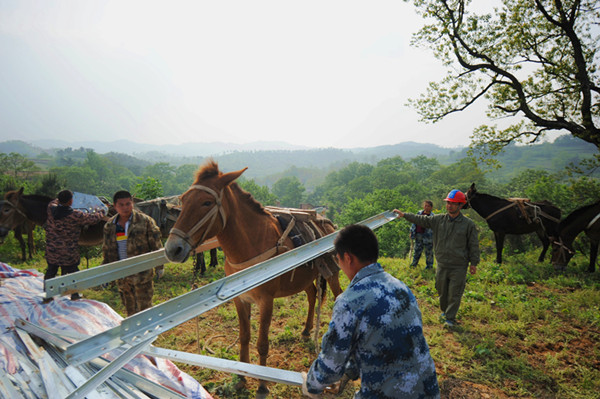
[394,189,480,327]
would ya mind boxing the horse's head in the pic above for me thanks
[550,236,574,271]
[0,188,27,237]
[463,183,478,209]
[165,160,247,263]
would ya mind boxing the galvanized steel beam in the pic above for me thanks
[65,211,397,366]
[44,250,167,297]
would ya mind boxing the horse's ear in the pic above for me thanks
[470,183,476,190]
[220,167,248,187]
[18,187,24,196]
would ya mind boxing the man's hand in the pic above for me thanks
[393,209,405,217]
[301,372,321,398]
[469,264,477,275]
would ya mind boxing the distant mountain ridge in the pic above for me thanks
[0,138,460,159]
[0,136,597,182]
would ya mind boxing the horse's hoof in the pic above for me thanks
[255,385,269,399]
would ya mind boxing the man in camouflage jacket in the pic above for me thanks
[102,190,163,317]
[302,224,439,399]
[44,190,105,300]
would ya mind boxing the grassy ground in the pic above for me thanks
[2,236,599,398]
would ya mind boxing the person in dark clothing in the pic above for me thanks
[410,200,434,269]
[43,190,105,301]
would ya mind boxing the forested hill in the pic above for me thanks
[0,135,595,181]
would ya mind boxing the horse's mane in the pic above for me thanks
[194,159,220,183]
[230,183,270,215]
[4,190,52,203]
[194,160,269,216]
[560,199,600,229]
[22,194,53,202]
[472,191,507,202]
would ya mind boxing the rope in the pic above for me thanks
[313,274,324,352]
[587,212,600,230]
[226,215,296,270]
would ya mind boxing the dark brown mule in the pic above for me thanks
[0,188,107,247]
[465,183,561,264]
[164,161,342,398]
[551,200,600,272]
[0,210,35,261]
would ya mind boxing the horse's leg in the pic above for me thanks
[194,252,206,275]
[535,229,549,262]
[494,231,505,264]
[588,241,598,273]
[13,226,26,262]
[232,298,252,390]
[209,248,218,267]
[256,299,274,398]
[27,225,35,259]
[302,282,317,338]
[326,270,342,299]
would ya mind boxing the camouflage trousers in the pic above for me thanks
[411,234,434,268]
[117,269,154,317]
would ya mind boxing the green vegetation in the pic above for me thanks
[2,137,600,260]
[4,242,599,398]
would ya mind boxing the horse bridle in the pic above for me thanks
[553,237,575,265]
[169,185,227,249]
[0,199,28,220]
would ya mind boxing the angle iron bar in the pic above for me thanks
[147,346,303,386]
[65,337,155,399]
[17,318,299,388]
[16,319,185,399]
[0,373,23,399]
[44,250,167,297]
[65,211,397,365]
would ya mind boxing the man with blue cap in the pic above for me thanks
[394,189,480,327]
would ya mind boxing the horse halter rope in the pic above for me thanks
[553,237,575,265]
[169,185,227,250]
[0,200,28,220]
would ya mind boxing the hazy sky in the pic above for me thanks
[0,0,489,149]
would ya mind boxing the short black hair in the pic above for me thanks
[57,190,73,205]
[424,200,433,207]
[334,224,378,263]
[113,190,132,204]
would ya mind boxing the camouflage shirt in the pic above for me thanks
[307,263,440,399]
[44,199,104,266]
[102,209,162,264]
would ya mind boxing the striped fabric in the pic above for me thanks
[0,262,212,398]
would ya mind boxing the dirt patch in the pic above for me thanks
[439,377,510,399]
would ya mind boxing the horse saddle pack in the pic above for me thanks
[508,198,535,224]
[266,206,339,279]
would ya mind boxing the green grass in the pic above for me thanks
[2,232,600,398]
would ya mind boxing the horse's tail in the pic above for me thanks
[318,274,327,302]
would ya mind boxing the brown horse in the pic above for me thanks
[0,188,107,247]
[164,161,341,398]
[135,195,219,274]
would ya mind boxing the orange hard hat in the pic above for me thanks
[444,189,466,203]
